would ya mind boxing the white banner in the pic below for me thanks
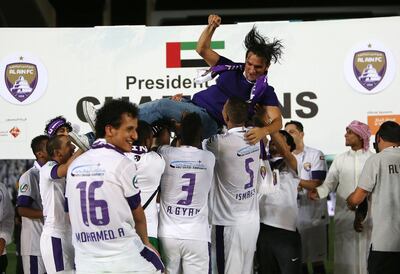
[0,17,399,159]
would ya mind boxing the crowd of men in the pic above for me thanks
[1,13,400,274]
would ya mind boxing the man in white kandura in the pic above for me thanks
[309,120,373,274]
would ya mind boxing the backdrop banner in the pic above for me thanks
[0,17,399,159]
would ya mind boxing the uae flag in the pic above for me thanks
[166,41,224,68]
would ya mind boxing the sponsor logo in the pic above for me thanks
[237,145,259,157]
[132,176,138,189]
[9,126,20,138]
[367,113,400,135]
[0,53,48,105]
[344,41,396,94]
[303,162,311,171]
[260,165,267,179]
[170,160,206,169]
[71,164,105,177]
[20,183,29,193]
[166,41,224,68]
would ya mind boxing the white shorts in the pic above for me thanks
[159,237,210,274]
[22,255,46,274]
[212,219,259,274]
[40,232,75,273]
[75,246,164,274]
[299,225,328,262]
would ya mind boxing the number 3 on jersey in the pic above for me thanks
[177,173,196,206]
[76,181,110,226]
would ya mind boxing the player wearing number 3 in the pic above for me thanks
[40,135,83,273]
[203,97,261,274]
[157,113,215,274]
[66,99,164,273]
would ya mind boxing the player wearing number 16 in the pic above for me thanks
[66,99,164,273]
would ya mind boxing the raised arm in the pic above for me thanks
[196,14,221,66]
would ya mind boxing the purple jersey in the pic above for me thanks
[192,56,280,124]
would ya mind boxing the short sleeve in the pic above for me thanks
[257,85,280,107]
[119,160,141,210]
[311,150,327,180]
[216,55,235,65]
[203,135,219,160]
[17,173,34,207]
[357,157,377,192]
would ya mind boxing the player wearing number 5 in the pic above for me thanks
[157,113,215,274]
[203,97,261,274]
[40,134,83,273]
[65,99,164,273]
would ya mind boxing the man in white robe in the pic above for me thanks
[309,120,373,274]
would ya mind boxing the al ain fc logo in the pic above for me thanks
[5,59,38,102]
[353,49,386,91]
[344,41,396,95]
[0,53,48,105]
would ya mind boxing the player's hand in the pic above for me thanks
[244,127,268,145]
[170,93,183,102]
[353,214,364,232]
[308,189,319,201]
[146,243,161,257]
[346,199,357,211]
[0,238,5,255]
[208,14,221,28]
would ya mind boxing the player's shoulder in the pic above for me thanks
[41,160,57,175]
[157,145,175,155]
[147,150,164,160]
[19,166,38,183]
[305,146,325,158]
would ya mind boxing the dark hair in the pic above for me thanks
[244,26,284,66]
[251,107,267,127]
[46,135,64,157]
[376,121,400,143]
[134,120,153,146]
[285,120,304,132]
[181,113,203,147]
[44,116,72,137]
[225,97,249,125]
[95,99,139,138]
[279,130,296,152]
[31,135,49,155]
